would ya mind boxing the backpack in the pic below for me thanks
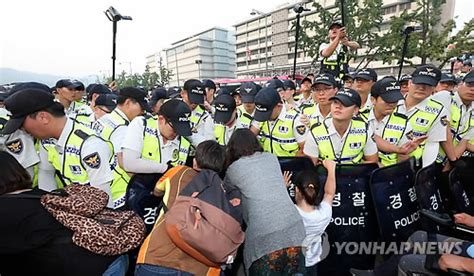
[164,169,244,267]
[40,184,146,256]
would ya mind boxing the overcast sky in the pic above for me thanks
[0,0,471,78]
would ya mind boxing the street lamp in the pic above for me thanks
[250,9,269,76]
[292,4,310,80]
[104,6,132,81]
[195,59,203,80]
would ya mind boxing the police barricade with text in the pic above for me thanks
[125,173,163,234]
[317,163,379,276]
[369,158,421,244]
[449,167,474,215]
[414,163,446,233]
[278,157,316,203]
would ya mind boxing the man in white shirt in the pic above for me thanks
[213,94,244,146]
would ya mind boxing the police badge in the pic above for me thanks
[6,139,23,154]
[83,152,101,169]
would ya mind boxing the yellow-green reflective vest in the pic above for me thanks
[437,97,474,163]
[141,116,190,166]
[237,106,253,129]
[310,118,367,164]
[190,105,207,134]
[42,121,129,209]
[379,112,409,167]
[95,109,129,140]
[256,109,300,157]
[397,99,444,160]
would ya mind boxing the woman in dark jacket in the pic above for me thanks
[0,151,120,276]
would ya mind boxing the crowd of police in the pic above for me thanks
[1,21,474,276]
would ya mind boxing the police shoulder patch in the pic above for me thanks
[82,152,101,169]
[296,125,306,135]
[6,139,23,154]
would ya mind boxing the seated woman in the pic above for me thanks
[0,150,124,276]
[224,129,306,275]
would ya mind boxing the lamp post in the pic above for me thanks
[250,9,269,76]
[104,6,132,81]
[195,59,203,80]
[292,4,310,80]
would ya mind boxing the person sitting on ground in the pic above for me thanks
[0,151,123,276]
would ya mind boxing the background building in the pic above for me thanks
[147,27,236,86]
[234,0,456,78]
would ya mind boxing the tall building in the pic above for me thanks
[234,0,456,78]
[147,27,236,86]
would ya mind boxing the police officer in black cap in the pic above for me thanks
[237,82,259,129]
[435,73,458,93]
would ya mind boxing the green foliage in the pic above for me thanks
[105,64,173,90]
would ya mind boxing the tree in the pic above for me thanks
[296,0,384,68]
[375,0,474,69]
[105,64,174,90]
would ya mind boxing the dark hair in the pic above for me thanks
[117,95,137,105]
[225,128,263,166]
[294,170,321,206]
[28,102,65,118]
[195,140,226,173]
[0,151,33,195]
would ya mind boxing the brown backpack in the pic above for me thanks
[164,169,244,267]
[40,185,146,256]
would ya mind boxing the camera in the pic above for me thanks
[293,3,310,14]
[104,6,132,22]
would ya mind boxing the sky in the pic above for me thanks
[0,0,472,79]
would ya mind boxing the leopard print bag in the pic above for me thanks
[40,185,146,256]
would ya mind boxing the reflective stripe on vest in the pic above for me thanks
[96,109,129,140]
[379,112,408,167]
[42,121,129,209]
[141,116,190,166]
[237,106,253,129]
[310,119,367,164]
[257,109,300,157]
[437,97,474,163]
[400,99,443,160]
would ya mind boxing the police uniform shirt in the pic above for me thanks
[431,90,474,139]
[66,101,92,116]
[94,108,129,153]
[396,97,447,143]
[188,107,215,146]
[318,42,343,62]
[216,117,245,145]
[121,116,179,174]
[303,118,378,159]
[38,118,114,202]
[0,129,40,178]
[359,96,373,115]
[309,104,331,124]
[296,96,314,109]
[396,97,448,166]
[252,104,308,143]
[237,105,255,128]
[367,109,411,146]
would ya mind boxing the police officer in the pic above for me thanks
[399,74,412,96]
[319,22,360,79]
[251,87,307,157]
[94,87,151,156]
[237,81,259,129]
[281,80,299,112]
[342,73,354,88]
[301,73,338,126]
[394,65,452,167]
[149,87,169,115]
[296,76,313,108]
[433,70,474,164]
[435,73,458,93]
[202,79,217,114]
[367,79,424,166]
[2,89,119,207]
[304,88,378,165]
[353,68,378,122]
[213,94,244,146]
[180,79,214,145]
[0,83,48,178]
[54,79,87,116]
[92,93,118,121]
[121,99,192,174]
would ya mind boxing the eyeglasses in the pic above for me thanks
[312,87,334,93]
